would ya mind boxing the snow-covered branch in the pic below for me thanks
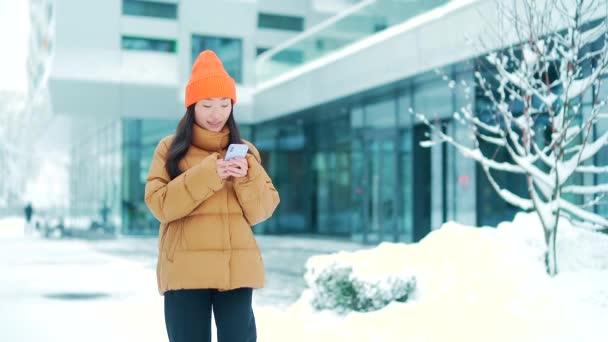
[575,165,608,173]
[562,184,608,194]
[480,163,534,210]
[417,114,525,174]
[559,198,608,228]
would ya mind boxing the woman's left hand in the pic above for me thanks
[226,157,248,178]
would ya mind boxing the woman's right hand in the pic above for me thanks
[216,159,241,180]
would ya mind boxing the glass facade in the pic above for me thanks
[66,70,606,239]
[122,0,178,20]
[62,10,606,239]
[68,115,253,235]
[251,66,476,244]
[121,36,177,53]
[257,13,304,32]
[192,35,243,83]
[252,49,606,241]
[121,119,180,234]
[70,119,123,231]
[69,118,173,234]
[256,0,449,83]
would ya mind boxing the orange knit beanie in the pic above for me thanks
[185,50,237,108]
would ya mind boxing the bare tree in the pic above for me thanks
[418,0,608,276]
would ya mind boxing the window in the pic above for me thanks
[273,49,304,64]
[414,76,452,118]
[121,36,176,53]
[256,47,270,56]
[192,35,243,83]
[257,47,303,64]
[365,96,396,128]
[258,13,304,32]
[122,0,177,20]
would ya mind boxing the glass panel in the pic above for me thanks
[273,124,308,232]
[256,0,448,83]
[448,120,476,225]
[116,118,177,234]
[413,125,431,240]
[141,119,177,145]
[398,90,413,127]
[399,128,413,242]
[351,132,364,236]
[239,124,253,141]
[271,49,304,64]
[122,0,177,19]
[414,76,452,118]
[351,105,364,128]
[315,151,331,231]
[368,139,382,239]
[192,35,243,83]
[250,124,278,233]
[365,97,396,128]
[365,134,397,242]
[121,36,176,53]
[258,13,304,31]
[380,138,396,240]
[314,114,352,235]
[67,118,122,233]
[256,47,269,56]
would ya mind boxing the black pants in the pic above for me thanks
[164,288,256,342]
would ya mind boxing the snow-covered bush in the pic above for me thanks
[305,261,357,312]
[304,246,416,313]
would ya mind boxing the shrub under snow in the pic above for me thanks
[304,244,416,313]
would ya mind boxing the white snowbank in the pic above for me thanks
[0,217,25,238]
[257,212,608,342]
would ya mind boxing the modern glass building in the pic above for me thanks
[47,0,607,240]
[249,0,608,243]
[49,0,322,233]
[248,65,477,243]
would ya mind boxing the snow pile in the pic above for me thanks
[497,212,608,272]
[257,212,608,342]
[304,245,416,313]
[497,212,608,315]
[0,217,25,238]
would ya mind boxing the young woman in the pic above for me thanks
[144,50,280,342]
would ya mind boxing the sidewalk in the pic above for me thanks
[86,233,367,309]
[0,218,368,341]
[0,235,166,342]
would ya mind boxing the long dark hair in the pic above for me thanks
[165,104,245,179]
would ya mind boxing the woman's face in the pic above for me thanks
[194,97,232,132]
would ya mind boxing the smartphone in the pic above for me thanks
[224,143,249,161]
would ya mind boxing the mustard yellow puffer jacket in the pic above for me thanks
[144,124,280,294]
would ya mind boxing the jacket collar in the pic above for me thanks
[192,123,230,152]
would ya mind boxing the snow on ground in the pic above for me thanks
[0,221,167,342]
[2,213,607,341]
[257,212,608,342]
[0,216,26,238]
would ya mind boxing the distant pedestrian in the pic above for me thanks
[24,202,33,236]
[100,202,110,225]
[144,50,280,342]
